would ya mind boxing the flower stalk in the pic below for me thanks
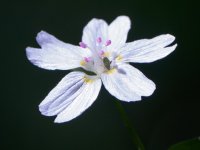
[114,100,145,150]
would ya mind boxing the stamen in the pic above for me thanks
[99,50,109,57]
[83,76,93,83]
[105,40,111,46]
[97,37,102,43]
[80,57,91,66]
[84,57,91,63]
[79,42,87,48]
[80,60,86,66]
[106,68,117,74]
[115,55,123,62]
[99,50,105,56]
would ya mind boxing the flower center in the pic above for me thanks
[79,37,115,75]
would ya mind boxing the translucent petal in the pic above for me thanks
[101,64,155,102]
[108,16,131,53]
[54,74,102,123]
[119,34,177,63]
[26,31,91,70]
[39,71,101,123]
[82,18,108,51]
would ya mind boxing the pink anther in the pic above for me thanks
[105,40,111,46]
[99,50,105,56]
[79,42,87,48]
[97,37,102,43]
[84,57,91,63]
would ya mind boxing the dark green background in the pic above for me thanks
[1,0,199,150]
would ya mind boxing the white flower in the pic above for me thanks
[26,16,177,123]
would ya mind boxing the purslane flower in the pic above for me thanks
[26,16,177,123]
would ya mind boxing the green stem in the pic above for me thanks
[114,100,145,150]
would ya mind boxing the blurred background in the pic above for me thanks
[1,0,199,149]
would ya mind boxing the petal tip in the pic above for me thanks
[116,15,131,25]
[167,43,177,53]
[166,34,176,42]
[36,30,52,46]
[54,118,61,123]
[54,116,69,123]
[147,80,156,95]
[117,15,130,19]
[25,46,31,54]
[150,82,156,96]
[129,96,142,102]
[25,47,35,61]
[37,30,47,36]
[173,43,178,48]
[36,30,45,39]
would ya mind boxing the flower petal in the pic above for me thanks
[26,31,91,70]
[39,72,85,116]
[108,16,131,52]
[54,75,101,123]
[119,34,177,63]
[101,64,155,102]
[39,71,101,123]
[82,18,108,51]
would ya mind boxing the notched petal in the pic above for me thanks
[26,31,91,70]
[38,71,101,123]
[101,63,156,102]
[119,34,177,63]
